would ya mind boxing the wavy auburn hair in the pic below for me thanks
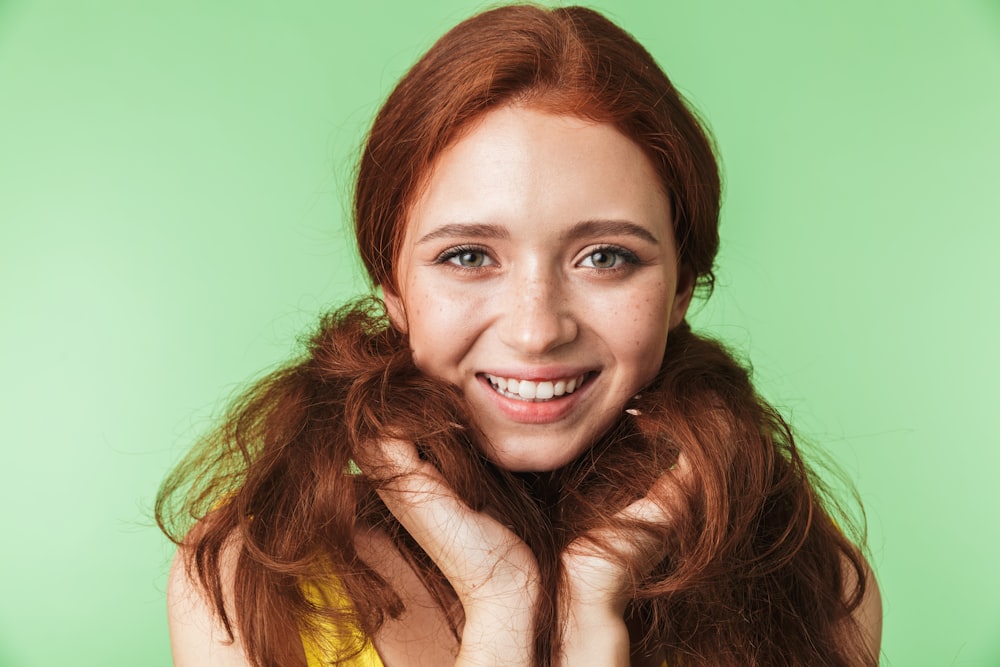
[158,5,875,667]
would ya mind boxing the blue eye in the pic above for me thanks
[586,249,619,269]
[580,246,638,269]
[437,246,492,268]
[453,250,486,267]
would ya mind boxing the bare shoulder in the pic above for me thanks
[844,549,883,663]
[167,527,252,667]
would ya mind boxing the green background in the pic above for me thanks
[1,1,998,665]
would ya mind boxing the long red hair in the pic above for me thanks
[158,5,875,666]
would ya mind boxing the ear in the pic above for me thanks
[381,284,408,333]
[668,267,696,330]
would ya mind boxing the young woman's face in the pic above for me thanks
[384,106,692,471]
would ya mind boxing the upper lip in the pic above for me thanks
[477,366,596,382]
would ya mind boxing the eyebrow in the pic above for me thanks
[562,219,659,245]
[416,223,509,245]
[415,219,659,245]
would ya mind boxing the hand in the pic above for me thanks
[558,453,693,667]
[365,438,540,666]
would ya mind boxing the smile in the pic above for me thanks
[483,373,588,402]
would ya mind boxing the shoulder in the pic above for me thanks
[844,549,883,663]
[167,525,253,667]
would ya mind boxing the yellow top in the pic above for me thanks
[304,635,383,667]
[301,579,667,667]
[301,578,385,667]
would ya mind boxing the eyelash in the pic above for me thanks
[433,244,643,271]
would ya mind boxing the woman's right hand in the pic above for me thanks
[366,438,540,667]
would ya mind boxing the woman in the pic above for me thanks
[159,5,882,666]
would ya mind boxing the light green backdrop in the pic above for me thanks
[1,1,998,665]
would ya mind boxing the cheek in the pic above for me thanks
[405,290,479,377]
[610,283,672,374]
[406,304,438,370]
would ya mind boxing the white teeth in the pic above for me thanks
[484,373,587,401]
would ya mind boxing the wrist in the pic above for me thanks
[561,572,630,617]
[559,607,630,667]
[563,603,627,635]
[459,608,535,666]
[458,583,539,667]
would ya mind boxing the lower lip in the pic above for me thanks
[476,374,592,424]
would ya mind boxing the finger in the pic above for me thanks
[571,452,693,569]
[360,434,423,478]
[620,450,693,524]
[365,440,533,599]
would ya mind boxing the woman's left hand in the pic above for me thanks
[557,453,692,667]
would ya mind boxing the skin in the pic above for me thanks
[368,435,690,667]
[383,105,692,472]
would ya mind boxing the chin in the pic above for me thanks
[477,436,595,473]
[470,409,625,471]
[489,456,577,473]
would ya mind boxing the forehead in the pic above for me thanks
[402,105,671,245]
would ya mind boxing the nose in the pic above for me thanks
[497,266,578,355]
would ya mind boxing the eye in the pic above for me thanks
[579,246,640,270]
[436,245,493,268]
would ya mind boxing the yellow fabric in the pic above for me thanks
[304,636,383,667]
[301,580,385,667]
[301,578,666,667]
